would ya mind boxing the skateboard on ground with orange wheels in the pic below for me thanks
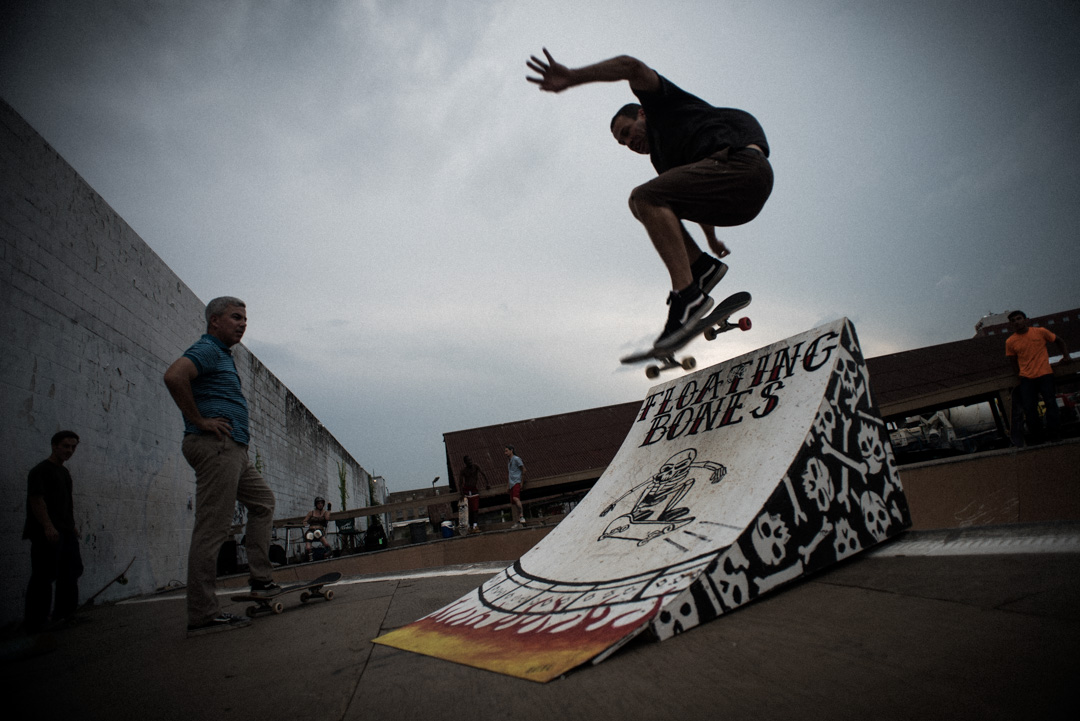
[621,291,752,379]
[230,571,341,618]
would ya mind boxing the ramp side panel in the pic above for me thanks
[651,320,912,640]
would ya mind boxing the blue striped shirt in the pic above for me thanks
[507,455,524,487]
[182,334,250,444]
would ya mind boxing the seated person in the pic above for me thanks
[303,496,333,559]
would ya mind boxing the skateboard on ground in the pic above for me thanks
[621,291,752,379]
[230,571,341,617]
[79,556,135,610]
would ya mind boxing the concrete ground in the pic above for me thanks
[4,524,1079,721]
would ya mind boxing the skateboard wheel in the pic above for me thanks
[681,357,696,371]
[246,606,258,618]
[645,365,661,379]
[324,589,334,601]
[703,327,717,341]
[272,601,284,614]
[299,592,310,603]
[738,316,752,331]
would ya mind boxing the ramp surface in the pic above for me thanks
[373,319,911,681]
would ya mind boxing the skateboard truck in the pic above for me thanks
[623,292,753,379]
[703,315,752,341]
[645,354,697,380]
[645,315,752,378]
[231,571,341,618]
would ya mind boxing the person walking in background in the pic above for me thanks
[505,445,527,527]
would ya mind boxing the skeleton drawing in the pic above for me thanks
[598,449,726,546]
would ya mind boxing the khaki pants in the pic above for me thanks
[182,434,275,625]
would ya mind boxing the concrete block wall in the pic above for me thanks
[0,99,372,625]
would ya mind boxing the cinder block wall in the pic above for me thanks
[0,99,372,625]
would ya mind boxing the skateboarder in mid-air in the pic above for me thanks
[526,49,773,350]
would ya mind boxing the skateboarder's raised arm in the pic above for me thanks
[526,49,660,94]
[700,225,730,259]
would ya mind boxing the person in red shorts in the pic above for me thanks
[504,446,526,527]
[1005,310,1071,444]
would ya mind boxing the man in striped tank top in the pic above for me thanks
[165,296,279,636]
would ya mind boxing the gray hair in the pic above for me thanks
[205,296,246,330]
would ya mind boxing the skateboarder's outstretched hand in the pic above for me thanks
[527,48,573,93]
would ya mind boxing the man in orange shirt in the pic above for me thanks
[1005,310,1071,443]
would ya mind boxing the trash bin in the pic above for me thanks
[269,543,287,566]
[409,523,428,544]
[440,520,454,538]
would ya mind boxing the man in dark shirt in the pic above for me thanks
[24,430,84,631]
[458,455,489,532]
[527,49,773,350]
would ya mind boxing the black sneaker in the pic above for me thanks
[655,287,714,350]
[187,612,251,636]
[692,254,728,295]
[249,579,282,594]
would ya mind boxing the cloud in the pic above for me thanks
[3,0,1079,488]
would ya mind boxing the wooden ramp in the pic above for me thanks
[373,319,911,681]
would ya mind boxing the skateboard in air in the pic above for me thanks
[621,291,752,379]
[230,571,341,617]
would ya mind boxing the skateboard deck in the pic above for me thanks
[621,291,752,378]
[230,571,341,617]
[79,556,135,610]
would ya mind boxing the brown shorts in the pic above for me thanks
[509,484,521,501]
[629,147,774,227]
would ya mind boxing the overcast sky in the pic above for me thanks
[2,0,1078,492]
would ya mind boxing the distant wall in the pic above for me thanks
[899,441,1080,530]
[0,99,372,625]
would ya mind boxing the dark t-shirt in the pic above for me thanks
[459,465,481,494]
[24,459,76,540]
[634,74,770,174]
